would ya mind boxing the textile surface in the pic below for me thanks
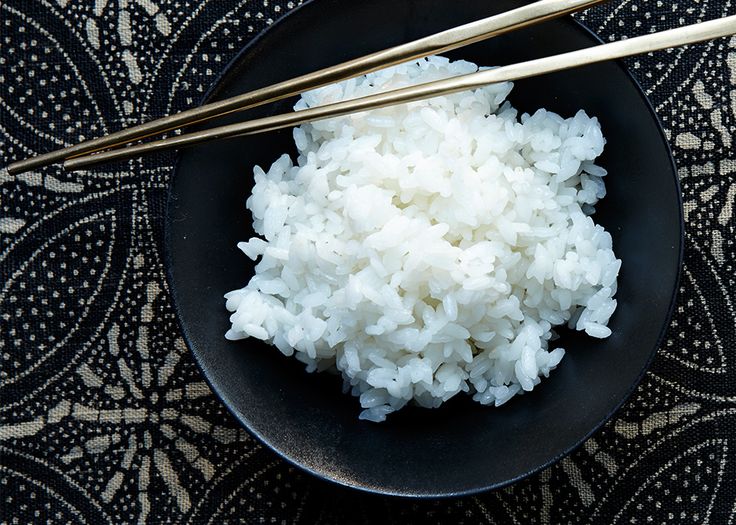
[1,0,734,523]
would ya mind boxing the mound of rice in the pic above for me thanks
[224,56,620,422]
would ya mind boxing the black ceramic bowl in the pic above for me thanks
[166,0,682,497]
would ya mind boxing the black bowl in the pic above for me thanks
[165,0,682,497]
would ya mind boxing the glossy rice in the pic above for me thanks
[224,56,620,422]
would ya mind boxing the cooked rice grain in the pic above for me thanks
[225,56,620,422]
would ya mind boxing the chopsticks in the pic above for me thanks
[7,0,605,175]
[63,14,736,171]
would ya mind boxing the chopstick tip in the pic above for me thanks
[6,162,25,176]
[62,159,80,172]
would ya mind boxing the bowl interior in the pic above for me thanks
[166,0,681,496]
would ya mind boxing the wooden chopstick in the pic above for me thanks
[7,0,605,175]
[63,15,736,172]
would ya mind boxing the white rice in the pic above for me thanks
[225,56,620,422]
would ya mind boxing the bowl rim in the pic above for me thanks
[164,0,684,498]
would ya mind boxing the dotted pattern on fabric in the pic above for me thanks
[1,0,735,523]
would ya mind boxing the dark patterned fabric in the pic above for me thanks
[1,0,734,523]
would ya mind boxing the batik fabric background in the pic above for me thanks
[1,0,735,523]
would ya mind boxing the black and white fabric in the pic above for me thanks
[1,0,734,523]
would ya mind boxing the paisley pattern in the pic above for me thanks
[1,0,734,522]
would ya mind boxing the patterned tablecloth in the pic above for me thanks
[1,0,735,523]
